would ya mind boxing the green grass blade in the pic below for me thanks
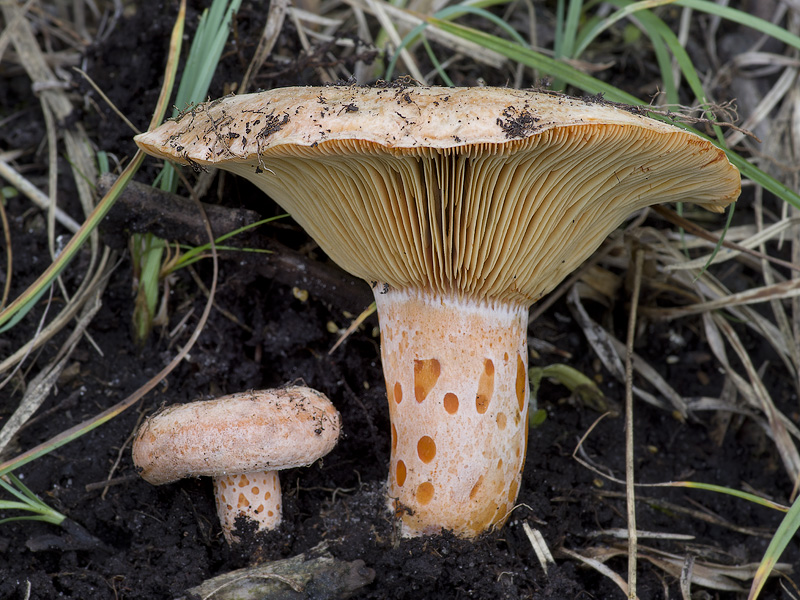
[421,37,455,86]
[387,4,526,81]
[654,478,797,598]
[168,214,287,272]
[677,0,800,53]
[135,0,242,341]
[553,0,565,58]
[425,17,642,101]
[435,5,528,47]
[6,473,57,507]
[726,152,800,211]
[560,0,585,58]
[0,500,40,511]
[0,478,32,505]
[386,22,428,80]
[666,480,790,512]
[575,0,677,57]
[646,24,678,105]
[0,158,145,332]
[174,0,243,117]
[573,14,600,58]
[748,493,800,599]
[0,473,66,526]
[0,514,65,526]
[614,7,706,107]
[529,363,606,411]
[577,0,800,59]
[0,285,50,334]
[132,234,166,343]
[582,5,677,104]
[169,246,271,271]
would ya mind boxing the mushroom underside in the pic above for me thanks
[222,126,735,305]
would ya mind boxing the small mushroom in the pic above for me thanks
[132,386,341,543]
[135,86,740,538]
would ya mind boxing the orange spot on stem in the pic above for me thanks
[476,358,494,414]
[469,475,484,500]
[417,436,436,463]
[516,354,527,412]
[496,412,507,430]
[414,358,440,403]
[416,482,434,505]
[396,460,407,486]
[443,392,459,414]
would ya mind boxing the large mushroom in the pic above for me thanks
[132,386,341,543]
[134,85,740,538]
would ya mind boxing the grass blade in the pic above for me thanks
[665,481,790,513]
[576,0,800,58]
[425,16,641,101]
[748,493,800,599]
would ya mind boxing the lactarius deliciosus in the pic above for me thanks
[134,85,740,538]
[132,387,341,543]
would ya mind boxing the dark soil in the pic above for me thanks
[1,2,798,599]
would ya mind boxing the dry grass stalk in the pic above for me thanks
[580,543,792,594]
[341,0,507,69]
[0,4,113,451]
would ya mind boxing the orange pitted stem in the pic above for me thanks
[214,470,281,544]
[375,288,530,537]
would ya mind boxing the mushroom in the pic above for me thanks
[132,386,341,543]
[134,85,740,538]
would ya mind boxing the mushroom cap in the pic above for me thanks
[132,387,341,485]
[134,85,741,305]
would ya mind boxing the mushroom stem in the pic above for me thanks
[213,470,282,544]
[374,287,530,538]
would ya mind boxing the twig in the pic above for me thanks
[363,0,426,82]
[73,67,140,134]
[239,0,288,93]
[652,205,800,273]
[0,158,81,233]
[329,302,376,354]
[100,410,147,500]
[625,249,644,599]
[560,547,639,599]
[522,521,555,575]
[0,190,11,310]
